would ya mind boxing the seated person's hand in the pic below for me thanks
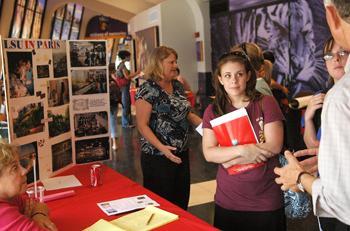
[32,212,57,231]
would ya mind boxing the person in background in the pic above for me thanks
[202,49,285,231]
[174,68,195,107]
[303,37,348,148]
[231,42,273,96]
[109,64,121,150]
[0,142,57,231]
[174,68,192,92]
[116,50,140,128]
[274,0,350,228]
[135,46,201,210]
[0,91,8,140]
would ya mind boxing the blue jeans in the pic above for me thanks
[109,102,119,138]
[120,83,132,127]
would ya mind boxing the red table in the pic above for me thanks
[46,164,217,230]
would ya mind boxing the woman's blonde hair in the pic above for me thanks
[0,142,17,176]
[231,42,265,73]
[263,59,273,86]
[143,46,178,82]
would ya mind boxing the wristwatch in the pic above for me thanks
[296,171,309,192]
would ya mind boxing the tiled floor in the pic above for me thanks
[104,115,320,230]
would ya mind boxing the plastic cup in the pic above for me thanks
[26,186,45,202]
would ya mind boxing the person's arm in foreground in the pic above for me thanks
[274,150,317,193]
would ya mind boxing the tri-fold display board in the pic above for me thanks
[1,38,111,182]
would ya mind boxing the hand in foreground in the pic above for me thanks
[239,144,273,164]
[274,150,304,191]
[160,145,182,164]
[294,148,318,175]
[32,213,57,231]
[304,93,325,121]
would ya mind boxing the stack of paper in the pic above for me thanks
[84,206,179,231]
[97,194,159,216]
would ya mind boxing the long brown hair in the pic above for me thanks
[213,51,261,116]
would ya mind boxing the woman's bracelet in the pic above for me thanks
[31,212,47,218]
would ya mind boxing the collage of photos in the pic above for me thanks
[74,111,108,137]
[18,142,39,184]
[47,79,70,107]
[12,102,44,138]
[52,139,72,171]
[6,51,34,98]
[48,105,70,138]
[71,69,107,95]
[75,137,110,164]
[69,41,106,67]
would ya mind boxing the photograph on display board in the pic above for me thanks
[71,69,107,95]
[53,42,68,78]
[12,102,44,138]
[75,137,110,164]
[52,139,72,171]
[37,65,50,78]
[47,79,69,107]
[48,105,70,137]
[6,52,34,98]
[135,26,159,71]
[74,111,108,137]
[69,41,106,67]
[18,141,39,184]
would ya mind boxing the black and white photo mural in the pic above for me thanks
[211,0,332,96]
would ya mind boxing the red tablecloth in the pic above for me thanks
[46,164,216,230]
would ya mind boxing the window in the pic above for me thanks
[10,0,46,38]
[51,3,84,40]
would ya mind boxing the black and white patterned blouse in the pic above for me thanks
[135,79,191,156]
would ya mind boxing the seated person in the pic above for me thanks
[0,142,57,231]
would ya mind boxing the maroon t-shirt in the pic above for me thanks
[202,95,284,211]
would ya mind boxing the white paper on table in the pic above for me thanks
[195,122,203,136]
[41,175,82,191]
[97,194,160,216]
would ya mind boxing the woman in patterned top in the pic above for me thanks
[135,46,201,210]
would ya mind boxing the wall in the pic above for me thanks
[129,0,211,92]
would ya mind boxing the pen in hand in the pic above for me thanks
[146,213,155,225]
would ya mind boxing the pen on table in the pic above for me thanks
[146,213,155,225]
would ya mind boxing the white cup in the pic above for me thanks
[26,186,45,202]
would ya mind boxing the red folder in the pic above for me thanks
[210,108,264,175]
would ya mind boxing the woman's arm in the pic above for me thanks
[202,128,272,164]
[258,120,284,155]
[122,67,140,80]
[135,99,182,164]
[303,94,324,148]
[187,112,202,127]
[221,120,283,168]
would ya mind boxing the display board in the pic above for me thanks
[1,38,111,182]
